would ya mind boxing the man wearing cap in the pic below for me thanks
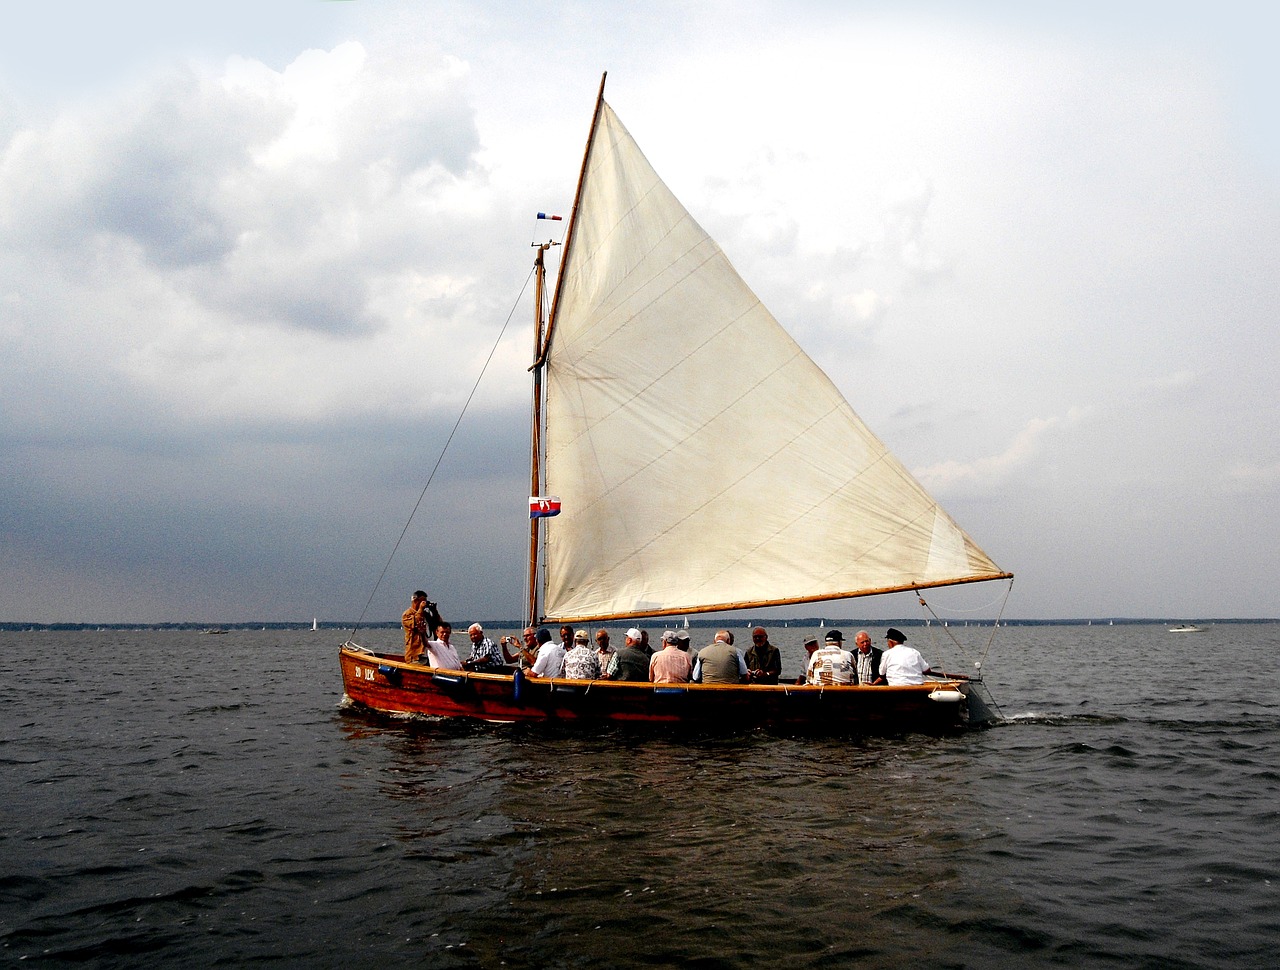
[675,630,699,674]
[852,630,884,685]
[795,635,821,684]
[693,630,749,684]
[806,630,855,685]
[744,626,782,685]
[878,628,933,685]
[528,628,565,678]
[606,627,651,681]
[649,630,693,683]
[563,629,602,680]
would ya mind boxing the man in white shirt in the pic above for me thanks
[424,621,462,670]
[528,628,565,678]
[878,628,932,685]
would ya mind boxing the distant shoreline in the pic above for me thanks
[2,618,1274,632]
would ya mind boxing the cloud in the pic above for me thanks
[1,3,1278,623]
[913,411,1087,494]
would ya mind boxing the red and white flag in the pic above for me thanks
[529,496,562,518]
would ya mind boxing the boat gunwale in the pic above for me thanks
[339,643,971,695]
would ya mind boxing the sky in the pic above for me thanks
[1,1,1276,625]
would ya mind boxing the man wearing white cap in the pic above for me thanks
[606,627,651,682]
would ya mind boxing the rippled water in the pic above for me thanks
[2,624,1278,967]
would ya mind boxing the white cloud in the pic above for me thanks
[1,2,1277,621]
[914,408,1092,493]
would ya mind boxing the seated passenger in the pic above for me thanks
[692,630,748,684]
[563,630,602,680]
[852,630,885,685]
[462,622,505,671]
[795,636,820,684]
[744,626,782,684]
[878,628,933,685]
[528,628,564,678]
[593,629,616,679]
[649,630,693,683]
[605,628,651,682]
[501,627,539,668]
[805,630,854,685]
[425,622,462,670]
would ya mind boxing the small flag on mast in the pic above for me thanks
[537,212,563,221]
[529,496,562,518]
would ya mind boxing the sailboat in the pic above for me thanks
[339,75,1012,730]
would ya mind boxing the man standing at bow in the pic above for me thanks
[401,590,443,664]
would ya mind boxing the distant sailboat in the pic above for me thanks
[312,617,318,632]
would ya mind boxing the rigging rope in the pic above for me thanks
[350,264,538,638]
[916,577,1015,676]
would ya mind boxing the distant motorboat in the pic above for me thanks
[202,628,229,635]
[1168,623,1208,633]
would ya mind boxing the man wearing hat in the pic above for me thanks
[649,630,693,683]
[606,627,651,681]
[562,629,602,680]
[528,627,565,678]
[878,628,933,685]
[744,626,782,685]
[795,635,821,684]
[806,630,855,685]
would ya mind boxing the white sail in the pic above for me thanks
[541,100,1007,623]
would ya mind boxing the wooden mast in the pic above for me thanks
[525,242,551,627]
[525,72,609,626]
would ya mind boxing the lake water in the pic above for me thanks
[2,623,1278,968]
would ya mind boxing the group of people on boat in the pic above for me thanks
[402,590,936,687]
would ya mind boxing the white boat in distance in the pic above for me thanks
[1168,623,1208,633]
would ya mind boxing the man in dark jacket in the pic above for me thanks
[744,627,782,684]
[852,629,884,685]
[608,627,652,681]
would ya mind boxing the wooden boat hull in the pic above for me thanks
[339,644,989,731]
